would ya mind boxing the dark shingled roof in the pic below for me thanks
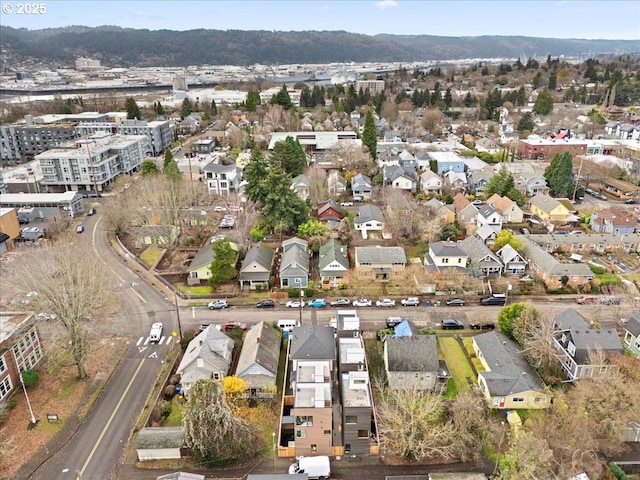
[289,326,336,361]
[385,335,438,372]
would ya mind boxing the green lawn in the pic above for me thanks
[165,396,183,426]
[176,283,213,295]
[140,246,163,267]
[438,336,475,394]
[595,274,621,285]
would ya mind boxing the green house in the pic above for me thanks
[187,240,238,285]
[623,314,640,359]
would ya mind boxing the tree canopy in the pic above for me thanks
[271,84,293,109]
[544,152,575,197]
[163,149,182,181]
[270,137,307,177]
[362,110,377,161]
[533,88,554,115]
[208,239,238,288]
[141,159,160,176]
[124,97,141,120]
[484,166,525,205]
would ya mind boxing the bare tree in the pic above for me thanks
[499,430,558,480]
[422,108,443,133]
[325,142,377,178]
[263,104,287,132]
[10,240,117,379]
[305,166,329,208]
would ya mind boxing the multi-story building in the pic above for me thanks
[37,133,149,193]
[75,119,172,156]
[0,314,44,403]
[355,80,385,95]
[201,163,241,196]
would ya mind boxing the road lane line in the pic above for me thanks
[130,287,147,304]
[76,359,146,479]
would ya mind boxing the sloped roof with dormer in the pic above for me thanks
[289,326,336,361]
[319,239,349,272]
[177,326,233,384]
[626,314,640,338]
[354,204,384,225]
[459,236,502,266]
[235,321,280,388]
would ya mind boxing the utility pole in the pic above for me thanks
[174,293,183,339]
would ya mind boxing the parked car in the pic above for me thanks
[285,300,305,308]
[35,312,57,321]
[208,299,229,310]
[626,198,637,204]
[520,227,530,235]
[445,298,465,306]
[401,297,420,307]
[87,207,96,216]
[385,317,407,329]
[470,322,496,330]
[352,298,372,307]
[330,298,350,307]
[214,206,227,212]
[224,321,246,332]
[376,298,396,307]
[481,294,507,306]
[76,225,85,233]
[307,298,327,308]
[256,299,275,308]
[340,201,353,207]
[441,319,464,330]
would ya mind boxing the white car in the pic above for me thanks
[208,299,229,310]
[352,298,372,307]
[340,201,353,207]
[376,298,396,307]
[401,297,420,307]
[285,300,305,308]
[149,322,163,343]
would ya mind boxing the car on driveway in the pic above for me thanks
[286,300,305,308]
[352,298,372,307]
[401,297,420,306]
[445,298,465,306]
[224,321,247,332]
[340,201,353,207]
[330,298,350,307]
[307,298,327,308]
[256,299,275,308]
[87,208,96,216]
[470,322,496,330]
[385,317,407,328]
[208,299,229,310]
[440,319,464,330]
[376,298,396,307]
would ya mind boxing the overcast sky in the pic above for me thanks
[3,0,639,40]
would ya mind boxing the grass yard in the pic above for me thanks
[175,283,213,295]
[140,246,164,267]
[164,396,184,426]
[438,336,475,395]
[623,274,640,283]
[595,274,621,285]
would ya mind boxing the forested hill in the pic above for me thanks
[2,26,639,68]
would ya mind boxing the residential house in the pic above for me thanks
[235,321,281,397]
[486,194,524,223]
[0,208,20,250]
[383,335,439,391]
[319,239,349,289]
[280,237,309,289]
[354,204,385,240]
[383,165,418,193]
[590,207,640,234]
[468,170,493,195]
[187,240,239,285]
[201,163,241,196]
[429,151,466,175]
[452,193,478,226]
[351,173,372,200]
[337,335,375,456]
[136,427,185,462]
[290,175,310,201]
[443,170,468,194]
[519,173,550,197]
[238,242,274,290]
[496,243,527,275]
[459,236,503,277]
[552,308,624,381]
[436,204,456,224]
[520,236,593,289]
[473,331,551,409]
[287,326,336,457]
[476,204,503,237]
[526,232,640,255]
[623,314,640,359]
[354,246,406,280]
[327,171,347,196]
[176,325,234,394]
[529,193,570,223]
[423,240,469,273]
[419,169,442,194]
[317,200,342,224]
[0,314,44,403]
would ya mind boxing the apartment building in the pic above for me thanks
[75,119,172,156]
[37,133,149,193]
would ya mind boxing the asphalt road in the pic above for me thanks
[28,214,177,480]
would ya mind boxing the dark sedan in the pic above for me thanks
[441,319,464,330]
[445,298,465,306]
[256,299,275,308]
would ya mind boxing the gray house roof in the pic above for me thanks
[354,204,384,225]
[355,246,406,265]
[235,321,281,388]
[529,192,563,213]
[474,331,546,397]
[459,236,502,267]
[289,326,336,361]
[520,236,593,278]
[554,308,590,330]
[319,239,349,272]
[429,240,468,258]
[177,326,233,384]
[351,173,372,189]
[201,162,238,175]
[136,427,184,449]
[477,203,498,219]
[157,473,205,480]
[626,314,640,338]
[385,335,438,372]
[384,165,418,183]
[280,243,309,277]
[239,242,274,281]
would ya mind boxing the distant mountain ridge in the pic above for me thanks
[2,26,639,68]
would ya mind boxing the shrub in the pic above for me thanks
[20,369,39,388]
[164,385,176,399]
[590,264,606,274]
[161,400,172,417]
[7,397,17,409]
[608,463,630,480]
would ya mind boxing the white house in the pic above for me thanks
[201,163,241,196]
[353,204,384,239]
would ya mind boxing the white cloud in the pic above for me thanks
[375,0,398,9]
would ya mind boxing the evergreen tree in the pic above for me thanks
[362,110,377,161]
[125,97,141,120]
[141,159,160,176]
[211,99,218,116]
[181,98,193,119]
[260,163,309,232]
[163,149,182,181]
[444,87,452,111]
[485,167,516,199]
[517,112,535,133]
[533,88,554,115]
[271,85,293,109]
[244,147,269,205]
[269,137,307,177]
[245,90,261,111]
[544,152,575,197]
[208,239,237,288]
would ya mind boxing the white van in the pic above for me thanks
[277,319,300,333]
[149,322,163,343]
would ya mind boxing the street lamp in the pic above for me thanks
[299,289,304,327]
[272,431,276,472]
[19,370,37,425]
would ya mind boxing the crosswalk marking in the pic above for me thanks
[136,337,143,346]
[136,336,173,346]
